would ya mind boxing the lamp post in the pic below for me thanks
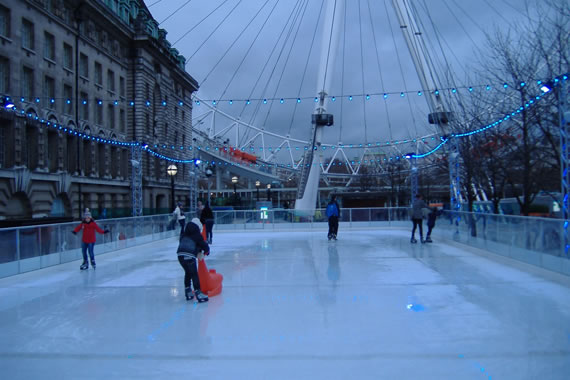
[232,176,238,204]
[255,180,260,201]
[266,183,271,202]
[167,164,178,211]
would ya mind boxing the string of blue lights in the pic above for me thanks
[1,74,566,166]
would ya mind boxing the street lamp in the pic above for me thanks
[255,180,260,201]
[266,183,271,201]
[232,176,238,204]
[167,164,178,210]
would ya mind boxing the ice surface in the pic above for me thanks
[1,229,569,379]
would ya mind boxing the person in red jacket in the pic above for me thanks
[72,210,109,270]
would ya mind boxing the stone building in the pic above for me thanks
[0,0,199,222]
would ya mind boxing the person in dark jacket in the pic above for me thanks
[72,210,109,270]
[326,195,340,240]
[425,207,443,243]
[200,203,215,244]
[177,218,210,303]
[410,194,428,243]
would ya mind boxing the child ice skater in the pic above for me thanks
[72,210,109,270]
[177,218,210,303]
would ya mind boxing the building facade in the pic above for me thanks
[0,0,199,222]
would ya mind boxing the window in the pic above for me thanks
[95,98,102,125]
[79,53,88,78]
[44,31,55,60]
[0,5,10,38]
[63,43,72,69]
[43,75,55,105]
[22,66,33,99]
[107,69,115,92]
[63,84,72,114]
[80,91,88,120]
[107,105,114,129]
[120,109,125,133]
[94,62,102,85]
[0,57,9,93]
[21,19,34,50]
[119,76,125,97]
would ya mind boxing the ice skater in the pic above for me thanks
[410,194,428,243]
[200,202,215,244]
[326,195,340,240]
[177,218,210,303]
[425,207,442,243]
[173,202,186,237]
[72,210,109,270]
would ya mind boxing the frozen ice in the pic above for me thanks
[1,228,569,379]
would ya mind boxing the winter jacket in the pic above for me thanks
[173,206,186,221]
[411,199,428,219]
[73,220,105,243]
[427,209,443,228]
[176,221,209,259]
[326,201,340,218]
[200,206,214,224]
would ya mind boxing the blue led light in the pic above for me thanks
[229,100,233,104]
[348,96,353,101]
[366,94,370,100]
[417,91,422,96]
[383,93,388,99]
[280,98,284,104]
[400,92,405,97]
[331,96,336,102]
[297,98,301,103]
[162,101,167,106]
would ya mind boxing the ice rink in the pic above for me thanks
[1,228,570,379]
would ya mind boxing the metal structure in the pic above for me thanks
[294,0,345,214]
[130,145,143,217]
[391,0,457,206]
[556,77,570,255]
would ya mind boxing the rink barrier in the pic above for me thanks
[1,208,568,278]
[0,214,179,279]
[433,211,570,276]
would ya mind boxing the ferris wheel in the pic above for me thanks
[149,0,554,213]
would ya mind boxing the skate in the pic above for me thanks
[410,238,418,244]
[328,234,332,241]
[195,290,209,303]
[425,237,433,243]
[420,238,425,244]
[91,260,96,269]
[80,261,88,270]
[185,287,194,301]
[333,234,337,240]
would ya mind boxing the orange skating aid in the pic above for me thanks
[198,258,223,297]
[201,226,207,241]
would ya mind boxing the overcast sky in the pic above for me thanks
[146,0,534,162]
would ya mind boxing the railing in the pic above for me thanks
[0,214,179,279]
[434,211,569,275]
[1,208,568,279]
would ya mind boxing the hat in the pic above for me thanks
[191,217,202,231]
[83,211,92,218]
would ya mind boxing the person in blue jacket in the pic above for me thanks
[177,218,210,303]
[326,195,340,240]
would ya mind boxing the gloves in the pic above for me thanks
[197,252,204,261]
[72,231,77,235]
[104,229,110,234]
[204,250,210,256]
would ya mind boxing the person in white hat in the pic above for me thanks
[176,218,210,302]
